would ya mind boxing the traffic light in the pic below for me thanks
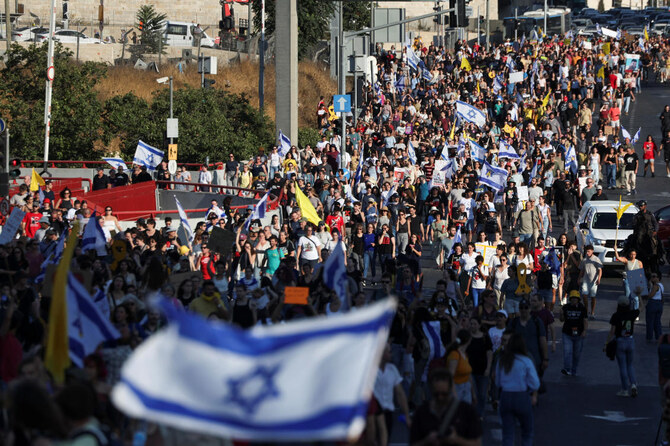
[457,0,468,28]
[204,79,216,89]
[433,5,442,25]
[62,1,68,21]
[9,159,21,179]
[138,20,144,31]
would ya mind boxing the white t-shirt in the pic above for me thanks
[493,265,510,291]
[298,236,321,260]
[461,252,478,271]
[489,326,505,351]
[373,363,403,411]
[470,265,489,289]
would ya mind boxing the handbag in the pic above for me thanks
[605,338,617,361]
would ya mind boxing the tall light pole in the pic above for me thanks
[259,0,265,110]
[43,0,56,174]
[4,0,11,51]
[543,0,548,35]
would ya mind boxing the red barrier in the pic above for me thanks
[17,160,223,169]
[84,181,159,221]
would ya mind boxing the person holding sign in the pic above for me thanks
[613,248,644,310]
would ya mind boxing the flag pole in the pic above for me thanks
[42,0,57,176]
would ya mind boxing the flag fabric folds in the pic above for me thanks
[30,168,45,192]
[67,272,120,367]
[421,321,446,381]
[103,157,129,171]
[244,191,271,231]
[323,241,347,301]
[498,140,520,159]
[35,230,66,283]
[479,161,509,191]
[468,140,487,163]
[133,140,164,171]
[295,186,323,227]
[621,126,631,141]
[565,144,578,175]
[461,57,471,72]
[456,101,487,128]
[631,127,641,145]
[407,140,417,165]
[45,223,80,383]
[278,130,291,157]
[81,213,107,256]
[111,299,396,441]
[175,196,194,243]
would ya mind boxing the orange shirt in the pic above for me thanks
[447,350,473,384]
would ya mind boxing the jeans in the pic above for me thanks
[472,374,489,416]
[500,391,534,446]
[454,381,472,404]
[519,232,533,245]
[363,251,376,279]
[623,96,632,113]
[562,333,584,375]
[471,287,485,308]
[616,337,637,391]
[268,165,280,179]
[606,164,617,189]
[379,253,392,274]
[396,232,409,256]
[624,170,636,192]
[646,299,664,341]
[563,209,576,232]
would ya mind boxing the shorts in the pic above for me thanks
[611,119,620,127]
[504,298,520,314]
[465,219,475,231]
[552,274,559,288]
[539,289,553,303]
[644,158,654,164]
[580,282,598,298]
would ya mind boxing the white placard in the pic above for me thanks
[475,243,497,266]
[432,160,447,187]
[509,71,524,84]
[582,41,592,50]
[627,269,648,296]
[0,208,26,245]
[516,185,529,202]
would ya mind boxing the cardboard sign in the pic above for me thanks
[393,167,406,184]
[0,208,26,245]
[474,243,497,266]
[208,226,235,256]
[509,71,524,84]
[432,160,448,187]
[169,270,202,288]
[284,286,309,305]
[627,269,648,296]
[582,41,592,50]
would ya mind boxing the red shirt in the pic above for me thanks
[22,212,43,238]
[643,141,656,160]
[199,254,217,280]
[326,214,345,234]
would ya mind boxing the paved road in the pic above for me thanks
[387,82,670,446]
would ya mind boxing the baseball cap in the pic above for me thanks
[38,216,50,224]
[569,290,581,300]
[596,185,602,190]
[497,309,509,318]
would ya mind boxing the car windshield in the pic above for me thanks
[592,212,635,229]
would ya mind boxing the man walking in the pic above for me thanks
[578,244,603,320]
[513,201,540,247]
[623,145,639,196]
[560,291,589,376]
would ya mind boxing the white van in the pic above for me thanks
[163,21,216,48]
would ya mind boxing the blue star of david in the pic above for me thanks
[147,153,155,166]
[467,109,478,120]
[226,364,281,415]
[72,315,83,337]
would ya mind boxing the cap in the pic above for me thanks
[636,200,647,207]
[569,290,581,300]
[259,172,266,177]
[596,185,603,190]
[430,206,440,213]
[511,230,520,238]
[166,227,177,233]
[579,165,586,170]
[38,216,50,224]
[43,198,51,204]
[617,295,630,306]
[497,309,509,318]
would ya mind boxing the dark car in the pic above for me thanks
[653,205,670,251]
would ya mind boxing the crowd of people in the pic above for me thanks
[1,24,669,446]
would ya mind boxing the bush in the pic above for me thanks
[298,127,321,149]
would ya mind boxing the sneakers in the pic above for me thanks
[652,173,656,178]
[561,369,572,376]
[616,390,630,397]
[631,384,638,398]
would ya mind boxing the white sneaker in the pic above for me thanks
[616,390,630,397]
[667,173,670,178]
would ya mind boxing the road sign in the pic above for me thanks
[167,118,179,139]
[333,94,351,113]
[168,160,178,176]
[168,144,178,161]
[466,6,475,18]
[46,66,55,81]
[0,118,5,134]
[0,199,8,216]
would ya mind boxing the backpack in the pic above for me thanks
[659,334,670,379]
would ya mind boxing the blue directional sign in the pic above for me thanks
[0,118,5,134]
[333,94,351,113]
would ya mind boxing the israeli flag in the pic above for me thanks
[68,273,120,368]
[81,213,107,256]
[498,140,520,159]
[174,196,194,243]
[469,140,487,163]
[565,144,578,175]
[35,229,66,284]
[442,141,453,160]
[323,241,347,301]
[382,184,396,207]
[421,68,434,82]
[631,127,641,145]
[621,126,631,141]
[244,190,270,231]
[421,321,446,381]
[111,298,396,441]
[103,157,129,171]
[278,130,291,158]
[493,74,504,94]
[456,101,487,128]
[394,74,406,92]
[133,140,164,171]
[479,161,508,191]
[530,160,539,180]
[93,286,111,321]
[405,45,420,72]
[444,158,458,180]
[407,140,417,165]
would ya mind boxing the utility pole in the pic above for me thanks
[544,0,548,35]
[43,0,56,174]
[477,6,480,46]
[339,1,345,171]
[169,76,174,145]
[515,8,518,41]
[485,0,490,49]
[4,0,11,52]
[259,0,265,110]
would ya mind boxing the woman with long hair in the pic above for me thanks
[496,333,540,446]
[642,135,657,177]
[445,329,475,404]
[606,295,641,397]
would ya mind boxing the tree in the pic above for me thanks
[251,0,335,59]
[343,2,371,31]
[135,5,167,54]
[0,43,106,160]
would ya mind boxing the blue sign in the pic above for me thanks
[333,95,351,113]
[0,119,5,134]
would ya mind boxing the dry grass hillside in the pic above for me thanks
[96,60,337,128]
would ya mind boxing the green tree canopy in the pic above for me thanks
[135,5,167,54]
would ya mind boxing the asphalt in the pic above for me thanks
[386,79,670,446]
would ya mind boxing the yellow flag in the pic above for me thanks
[45,223,79,384]
[597,66,605,79]
[30,168,45,192]
[539,27,544,37]
[644,26,649,41]
[603,42,611,55]
[449,120,456,140]
[461,57,471,72]
[613,195,633,222]
[476,80,480,95]
[295,186,323,227]
[542,90,551,108]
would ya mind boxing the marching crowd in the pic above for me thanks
[0,25,669,446]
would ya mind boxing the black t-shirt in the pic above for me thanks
[92,174,110,191]
[114,173,130,187]
[624,152,639,171]
[610,308,640,338]
[466,335,492,375]
[225,160,239,173]
[410,400,482,444]
[562,302,588,336]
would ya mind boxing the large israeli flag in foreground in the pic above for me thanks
[456,100,487,128]
[133,140,164,171]
[112,299,396,441]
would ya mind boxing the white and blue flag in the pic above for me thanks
[81,213,107,256]
[244,190,270,231]
[469,139,487,163]
[493,74,504,94]
[407,140,417,165]
[67,273,120,367]
[35,230,66,284]
[631,127,641,145]
[133,140,164,171]
[565,144,578,175]
[405,45,421,72]
[174,196,194,243]
[479,161,509,191]
[498,140,520,159]
[421,321,446,381]
[382,184,396,207]
[323,241,347,301]
[111,298,396,441]
[278,130,291,158]
[621,126,631,141]
[456,101,487,128]
[103,157,129,171]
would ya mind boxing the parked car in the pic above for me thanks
[12,26,54,42]
[163,21,216,48]
[574,200,638,266]
[653,205,670,251]
[572,18,594,31]
[35,29,103,44]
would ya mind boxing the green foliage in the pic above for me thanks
[298,127,321,149]
[135,5,167,54]
[103,88,274,164]
[343,2,371,31]
[251,0,335,59]
[0,43,106,160]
